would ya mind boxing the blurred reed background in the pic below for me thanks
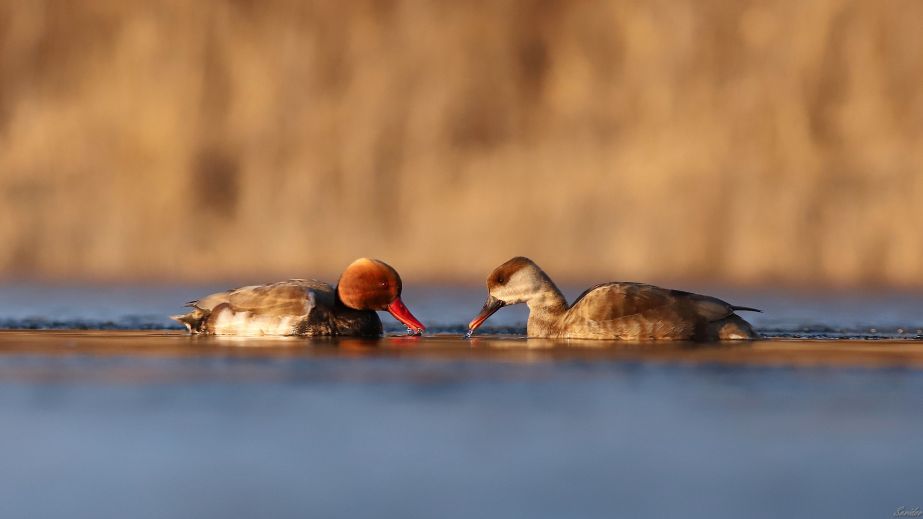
[1,0,921,287]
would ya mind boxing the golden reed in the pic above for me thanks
[1,0,921,287]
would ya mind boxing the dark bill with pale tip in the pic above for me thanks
[466,296,505,337]
[387,298,426,336]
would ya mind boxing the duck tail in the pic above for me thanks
[171,311,204,333]
[731,305,762,313]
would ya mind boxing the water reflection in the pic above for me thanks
[0,331,922,374]
[0,330,921,519]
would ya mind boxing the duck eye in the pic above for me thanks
[379,281,388,288]
[496,276,505,284]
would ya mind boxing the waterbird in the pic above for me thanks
[172,258,425,337]
[467,257,759,340]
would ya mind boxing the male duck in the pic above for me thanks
[173,258,425,337]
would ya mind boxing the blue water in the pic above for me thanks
[1,282,922,337]
[0,348,921,519]
[0,283,922,518]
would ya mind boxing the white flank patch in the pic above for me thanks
[212,309,298,336]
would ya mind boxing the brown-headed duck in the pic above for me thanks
[173,258,425,337]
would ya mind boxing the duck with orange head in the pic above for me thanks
[467,257,758,341]
[172,258,425,337]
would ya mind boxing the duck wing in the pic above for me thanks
[194,279,334,314]
[569,283,738,322]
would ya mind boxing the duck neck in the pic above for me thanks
[525,280,568,337]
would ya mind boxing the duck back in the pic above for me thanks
[557,282,757,340]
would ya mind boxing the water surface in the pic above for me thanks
[1,285,922,519]
[2,282,922,337]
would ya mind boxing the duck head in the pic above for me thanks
[467,257,550,334]
[337,258,425,335]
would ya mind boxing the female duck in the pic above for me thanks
[173,258,425,337]
[467,257,758,340]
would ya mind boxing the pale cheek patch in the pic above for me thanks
[496,270,544,305]
[494,276,537,304]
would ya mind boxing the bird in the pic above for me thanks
[466,257,759,340]
[172,258,425,337]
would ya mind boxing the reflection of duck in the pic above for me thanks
[172,258,425,337]
[467,257,758,340]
